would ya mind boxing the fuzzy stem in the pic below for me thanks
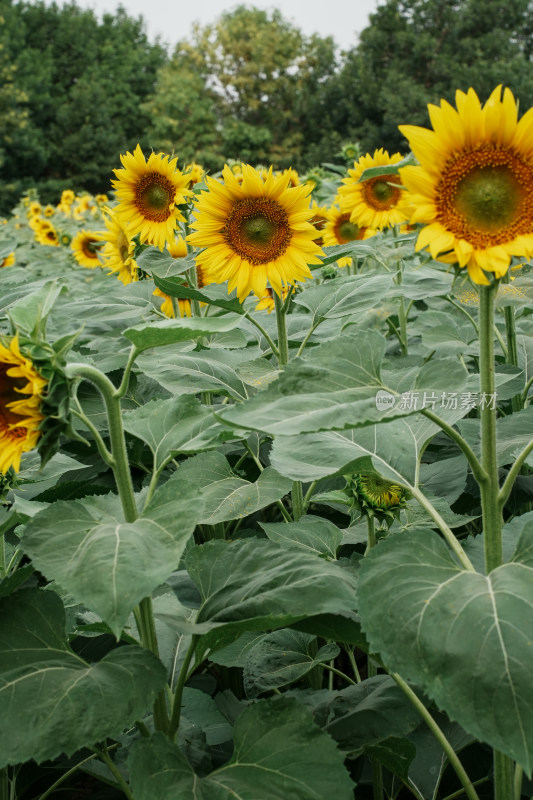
[391,673,481,800]
[274,291,290,367]
[291,481,305,521]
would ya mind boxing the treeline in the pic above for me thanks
[2,0,533,212]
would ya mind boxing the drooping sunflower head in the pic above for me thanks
[71,230,105,268]
[323,205,376,267]
[111,144,193,251]
[338,148,408,230]
[399,86,533,284]
[101,209,139,285]
[345,471,407,525]
[187,164,324,302]
[0,336,47,474]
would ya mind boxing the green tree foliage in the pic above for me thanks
[145,6,340,172]
[331,0,533,153]
[0,0,166,212]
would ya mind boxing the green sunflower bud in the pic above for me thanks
[344,471,408,527]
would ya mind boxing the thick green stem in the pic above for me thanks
[479,284,515,799]
[395,268,408,355]
[391,673,481,800]
[493,750,515,800]
[95,745,134,800]
[274,291,290,367]
[66,363,167,731]
[168,635,198,739]
[291,481,305,521]
[513,763,523,800]
[478,284,503,574]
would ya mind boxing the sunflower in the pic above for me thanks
[0,336,47,474]
[112,144,192,250]
[323,205,376,266]
[35,222,59,247]
[27,201,42,218]
[1,253,15,268]
[338,148,408,230]
[101,209,138,285]
[43,204,56,218]
[309,201,329,246]
[95,194,109,205]
[71,230,104,268]
[184,163,205,187]
[61,190,75,206]
[167,234,188,259]
[187,164,324,301]
[345,471,407,526]
[399,86,533,284]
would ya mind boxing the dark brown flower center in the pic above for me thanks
[0,364,25,429]
[223,197,292,264]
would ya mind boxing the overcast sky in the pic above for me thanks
[42,0,382,52]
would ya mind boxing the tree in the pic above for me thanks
[331,0,533,153]
[0,1,167,212]
[145,6,340,171]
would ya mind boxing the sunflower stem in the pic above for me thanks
[395,268,408,355]
[244,311,279,357]
[65,363,168,733]
[501,274,522,412]
[391,672,481,800]
[478,283,515,799]
[274,291,290,367]
[291,481,305,521]
[168,635,198,740]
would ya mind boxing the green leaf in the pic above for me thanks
[294,273,395,322]
[243,630,339,697]
[270,405,469,483]
[176,451,291,524]
[136,246,194,277]
[8,280,65,333]
[22,480,205,637]
[358,529,533,774]
[123,395,223,470]
[260,514,343,559]
[0,588,167,767]
[358,154,416,181]
[123,316,243,350]
[186,537,359,652]
[128,698,355,799]
[136,348,248,400]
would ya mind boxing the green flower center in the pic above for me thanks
[338,219,361,242]
[142,183,170,211]
[241,215,277,247]
[454,166,522,232]
[135,172,175,222]
[372,180,395,202]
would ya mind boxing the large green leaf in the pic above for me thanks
[176,451,291,524]
[243,630,339,697]
[136,347,249,400]
[123,395,223,470]
[294,273,394,322]
[22,479,205,637]
[260,514,343,559]
[185,537,359,652]
[0,588,166,767]
[358,528,533,774]
[218,332,468,435]
[128,698,355,799]
[270,404,469,484]
[123,316,243,350]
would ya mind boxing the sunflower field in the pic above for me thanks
[1,86,533,800]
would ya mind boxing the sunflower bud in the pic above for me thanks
[344,471,407,527]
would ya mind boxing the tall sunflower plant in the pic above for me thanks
[1,89,533,800]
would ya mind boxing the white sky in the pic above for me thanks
[41,0,381,52]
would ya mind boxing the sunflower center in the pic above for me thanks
[82,238,101,260]
[0,364,25,429]
[135,173,174,222]
[337,217,362,243]
[223,198,292,264]
[363,175,402,210]
[455,166,522,232]
[437,144,533,247]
